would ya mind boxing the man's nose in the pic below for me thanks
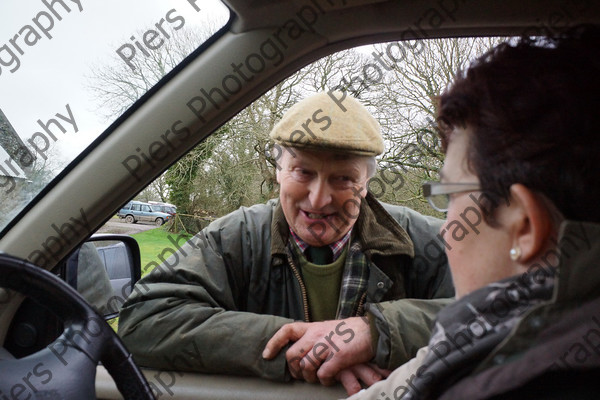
[308,179,333,210]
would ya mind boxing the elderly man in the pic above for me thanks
[118,90,453,394]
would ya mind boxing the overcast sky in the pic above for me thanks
[0,0,228,177]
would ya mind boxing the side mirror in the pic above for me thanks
[65,234,141,320]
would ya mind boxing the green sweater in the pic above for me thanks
[299,247,348,321]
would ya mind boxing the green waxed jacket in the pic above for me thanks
[118,193,454,381]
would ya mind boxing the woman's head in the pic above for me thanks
[438,26,600,224]
[435,26,599,297]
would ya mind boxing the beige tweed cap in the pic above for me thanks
[269,91,384,156]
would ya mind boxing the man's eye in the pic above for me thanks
[332,176,355,187]
[292,168,312,179]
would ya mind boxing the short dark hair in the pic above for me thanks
[437,25,600,223]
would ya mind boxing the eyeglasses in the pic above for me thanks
[422,182,481,212]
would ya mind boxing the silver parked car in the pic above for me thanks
[118,201,171,226]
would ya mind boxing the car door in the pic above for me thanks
[140,204,152,223]
[130,203,142,222]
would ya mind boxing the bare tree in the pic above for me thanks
[357,37,505,214]
[88,27,505,226]
[87,27,214,120]
[135,172,170,203]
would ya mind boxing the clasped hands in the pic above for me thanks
[262,317,390,395]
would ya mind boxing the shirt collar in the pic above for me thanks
[289,228,352,261]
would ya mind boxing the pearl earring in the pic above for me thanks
[509,247,521,261]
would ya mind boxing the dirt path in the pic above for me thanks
[96,218,158,235]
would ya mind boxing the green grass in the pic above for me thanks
[131,228,192,277]
[108,317,119,332]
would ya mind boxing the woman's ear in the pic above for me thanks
[508,184,554,263]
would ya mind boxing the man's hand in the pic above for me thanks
[336,364,392,395]
[262,317,375,385]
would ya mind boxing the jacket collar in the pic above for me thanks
[554,220,599,304]
[356,192,414,258]
[271,201,290,257]
[270,192,414,258]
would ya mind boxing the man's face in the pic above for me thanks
[277,148,370,246]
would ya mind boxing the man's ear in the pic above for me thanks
[508,184,554,263]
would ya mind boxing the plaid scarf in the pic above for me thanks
[337,240,370,318]
[401,269,556,399]
[289,228,352,262]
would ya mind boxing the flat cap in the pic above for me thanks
[269,90,384,156]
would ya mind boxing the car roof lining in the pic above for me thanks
[224,0,580,37]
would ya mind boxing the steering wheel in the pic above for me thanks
[0,253,154,399]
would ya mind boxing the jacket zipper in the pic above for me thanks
[287,254,310,322]
[356,291,367,316]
